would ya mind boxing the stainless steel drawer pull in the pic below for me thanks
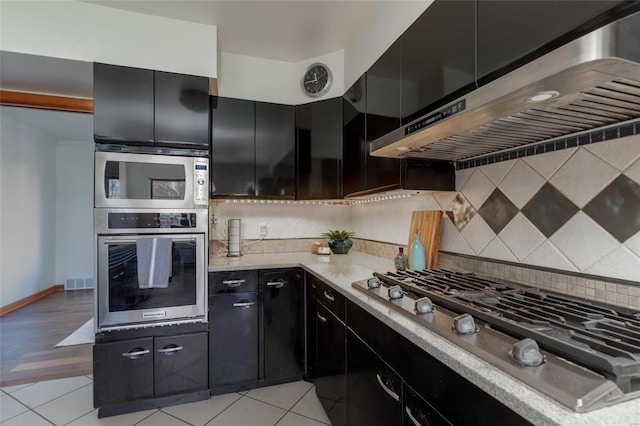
[405,406,423,426]
[233,301,255,308]
[323,291,334,302]
[223,279,246,287]
[376,374,400,401]
[267,281,285,288]
[121,349,150,359]
[157,346,183,355]
[317,312,327,323]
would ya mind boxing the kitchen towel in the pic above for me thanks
[137,237,172,288]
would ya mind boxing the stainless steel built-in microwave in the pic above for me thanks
[94,151,208,210]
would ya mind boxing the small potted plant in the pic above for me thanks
[322,229,355,254]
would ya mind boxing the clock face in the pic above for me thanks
[302,63,332,97]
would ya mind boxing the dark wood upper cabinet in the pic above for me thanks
[400,0,476,125]
[154,71,210,148]
[344,75,401,196]
[477,0,636,84]
[94,63,209,149]
[94,63,155,145]
[296,98,342,199]
[366,40,402,143]
[255,102,296,198]
[210,96,256,196]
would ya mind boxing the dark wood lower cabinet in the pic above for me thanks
[93,332,207,408]
[403,383,452,426]
[315,302,347,426]
[209,292,259,387]
[154,333,208,397]
[346,330,403,426]
[261,269,304,382]
[94,337,154,407]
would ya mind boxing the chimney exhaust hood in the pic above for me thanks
[370,11,640,162]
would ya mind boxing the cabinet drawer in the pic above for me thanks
[154,332,208,397]
[209,270,258,294]
[311,275,345,321]
[93,337,154,407]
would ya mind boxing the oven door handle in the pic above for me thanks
[233,300,255,309]
[103,238,194,245]
[121,348,150,359]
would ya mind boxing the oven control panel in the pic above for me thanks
[194,158,209,205]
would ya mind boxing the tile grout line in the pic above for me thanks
[154,408,195,426]
[129,408,160,426]
[49,383,95,426]
[202,392,246,426]
[11,378,93,410]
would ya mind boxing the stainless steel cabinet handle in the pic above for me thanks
[223,279,246,287]
[376,373,400,401]
[233,301,255,308]
[317,312,327,323]
[157,346,184,355]
[121,349,150,359]
[406,406,425,426]
[266,281,285,289]
[323,291,334,302]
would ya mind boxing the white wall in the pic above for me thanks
[55,141,94,285]
[0,107,57,306]
[0,1,218,78]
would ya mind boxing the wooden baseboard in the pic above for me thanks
[0,285,64,317]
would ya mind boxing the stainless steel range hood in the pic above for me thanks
[370,11,640,161]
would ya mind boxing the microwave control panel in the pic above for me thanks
[194,158,209,205]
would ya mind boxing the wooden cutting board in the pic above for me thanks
[406,210,443,270]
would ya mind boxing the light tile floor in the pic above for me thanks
[0,376,331,426]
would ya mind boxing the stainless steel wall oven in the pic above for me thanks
[94,150,209,332]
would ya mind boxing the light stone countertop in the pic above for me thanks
[209,252,640,426]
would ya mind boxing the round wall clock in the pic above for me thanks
[301,63,332,97]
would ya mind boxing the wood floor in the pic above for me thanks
[0,289,94,387]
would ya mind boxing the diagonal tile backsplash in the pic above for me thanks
[442,134,640,284]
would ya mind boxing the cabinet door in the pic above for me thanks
[401,0,476,124]
[154,332,208,397]
[93,337,154,407]
[315,302,346,426]
[209,270,258,295]
[403,383,452,426]
[477,0,633,83]
[343,76,367,195]
[366,41,401,142]
[154,72,210,148]
[209,292,259,387]
[347,330,403,426]
[262,269,304,381]
[255,102,296,198]
[210,97,255,196]
[93,63,154,145]
[296,98,342,199]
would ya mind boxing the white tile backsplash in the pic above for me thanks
[585,136,640,171]
[523,240,578,272]
[499,161,545,209]
[479,237,518,262]
[459,215,494,255]
[478,159,515,186]
[498,213,546,261]
[549,212,619,271]
[459,169,494,209]
[523,147,575,180]
[549,148,618,208]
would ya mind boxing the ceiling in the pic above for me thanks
[84,0,377,62]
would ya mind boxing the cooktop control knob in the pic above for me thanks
[415,297,433,314]
[388,285,403,300]
[453,313,478,335]
[367,277,381,289]
[509,338,545,367]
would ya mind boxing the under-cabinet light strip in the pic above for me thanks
[221,193,418,206]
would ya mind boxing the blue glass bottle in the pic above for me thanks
[409,232,426,271]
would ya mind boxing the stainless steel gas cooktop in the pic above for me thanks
[352,269,640,413]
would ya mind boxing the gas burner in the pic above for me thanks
[353,269,640,412]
